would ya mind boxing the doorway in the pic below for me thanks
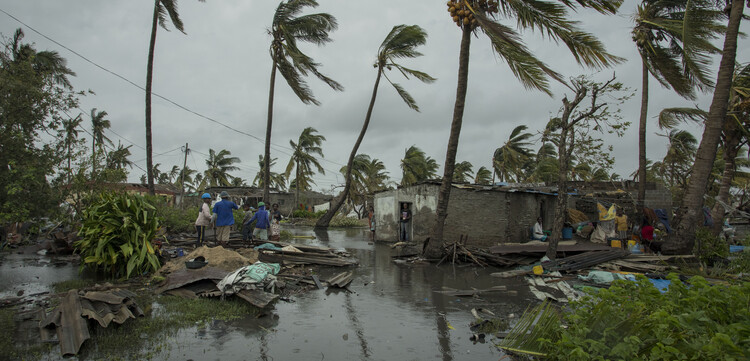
[398,202,413,242]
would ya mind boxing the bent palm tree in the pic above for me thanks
[286,127,326,207]
[59,114,83,182]
[474,166,492,185]
[264,0,342,203]
[493,125,533,182]
[453,161,474,182]
[145,0,204,195]
[316,24,435,227]
[90,108,112,174]
[428,0,624,256]
[632,0,724,211]
[401,146,440,186]
[9,28,75,89]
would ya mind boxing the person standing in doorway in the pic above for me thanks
[270,203,282,241]
[241,204,255,241]
[249,202,271,241]
[213,191,238,246]
[195,193,212,247]
[400,203,411,242]
[368,205,375,241]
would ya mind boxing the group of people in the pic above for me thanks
[194,191,283,246]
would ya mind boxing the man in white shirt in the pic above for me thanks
[532,217,547,241]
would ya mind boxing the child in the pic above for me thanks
[241,204,255,241]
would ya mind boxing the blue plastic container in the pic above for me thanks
[562,227,573,239]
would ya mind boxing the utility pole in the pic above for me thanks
[178,142,188,208]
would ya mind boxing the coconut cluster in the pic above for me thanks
[446,0,499,30]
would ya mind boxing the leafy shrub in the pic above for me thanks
[75,192,164,279]
[501,274,750,360]
[329,216,365,228]
[292,209,325,218]
[694,226,730,265]
[151,201,199,234]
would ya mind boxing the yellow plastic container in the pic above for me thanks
[627,240,637,248]
[532,265,544,275]
[611,240,622,248]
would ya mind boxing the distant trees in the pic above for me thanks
[286,127,326,206]
[401,145,439,186]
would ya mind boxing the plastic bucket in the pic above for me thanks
[562,227,573,239]
[532,265,544,275]
[611,240,622,248]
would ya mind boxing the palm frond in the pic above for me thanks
[497,300,560,356]
[387,78,419,111]
[474,11,563,95]
[393,65,437,84]
[158,0,185,33]
[657,107,707,129]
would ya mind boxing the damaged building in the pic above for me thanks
[373,180,672,248]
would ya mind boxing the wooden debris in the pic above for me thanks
[491,269,533,279]
[258,251,358,267]
[433,286,507,297]
[311,275,324,289]
[546,249,630,273]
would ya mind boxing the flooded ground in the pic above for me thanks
[1,227,539,360]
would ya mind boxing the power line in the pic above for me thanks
[0,7,348,170]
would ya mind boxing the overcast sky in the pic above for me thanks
[2,0,748,192]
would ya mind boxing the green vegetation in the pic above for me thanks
[693,226,730,265]
[500,274,750,360]
[52,279,97,294]
[75,192,163,279]
[152,201,199,234]
[292,209,326,218]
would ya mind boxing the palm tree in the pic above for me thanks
[59,114,83,182]
[175,165,197,193]
[253,155,287,191]
[493,125,534,182]
[203,148,240,187]
[526,143,559,183]
[453,161,474,183]
[401,146,439,186]
[632,0,724,211]
[474,166,492,185]
[659,63,750,233]
[9,28,75,89]
[105,142,133,171]
[264,0,343,203]
[90,108,112,175]
[663,129,698,187]
[339,154,392,218]
[316,24,435,227]
[286,127,326,207]
[430,0,623,254]
[145,0,205,195]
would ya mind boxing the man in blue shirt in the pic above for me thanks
[248,202,270,241]
[213,191,238,245]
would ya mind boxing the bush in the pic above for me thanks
[292,209,325,218]
[694,226,730,265]
[501,274,750,360]
[151,201,199,234]
[329,216,365,228]
[75,192,164,279]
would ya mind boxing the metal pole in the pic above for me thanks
[178,142,188,208]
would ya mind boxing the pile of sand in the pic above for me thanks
[158,246,259,275]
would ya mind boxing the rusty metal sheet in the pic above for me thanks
[56,290,90,356]
[79,298,137,328]
[236,289,278,308]
[156,266,229,294]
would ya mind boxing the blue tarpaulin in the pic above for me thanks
[654,209,673,233]
[730,245,746,253]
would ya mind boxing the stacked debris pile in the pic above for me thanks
[157,245,258,275]
[438,236,537,267]
[41,288,143,356]
[252,240,358,267]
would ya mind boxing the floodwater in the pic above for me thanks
[1,227,539,361]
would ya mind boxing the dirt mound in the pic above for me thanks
[158,246,259,275]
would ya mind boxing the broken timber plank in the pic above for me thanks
[311,275,324,289]
[433,286,507,297]
[491,269,532,278]
[326,271,354,288]
[236,289,279,309]
[259,252,358,267]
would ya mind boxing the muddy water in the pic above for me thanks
[0,250,80,300]
[160,227,535,361]
[2,228,539,360]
